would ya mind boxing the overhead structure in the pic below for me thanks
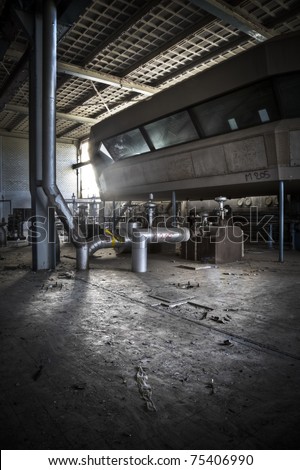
[5,104,99,125]
[57,62,156,96]
[89,33,300,201]
[188,0,276,42]
[1,0,300,142]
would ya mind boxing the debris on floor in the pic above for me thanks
[149,289,193,303]
[136,366,157,412]
[176,264,213,270]
[148,289,194,308]
[188,301,214,311]
[210,314,231,323]
[71,382,87,391]
[1,244,300,450]
[40,281,63,291]
[58,271,74,279]
[220,339,233,347]
[206,378,215,395]
[32,365,43,381]
[3,264,30,270]
[62,255,76,260]
[175,281,200,289]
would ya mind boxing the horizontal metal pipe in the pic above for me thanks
[131,226,190,273]
[72,160,91,170]
[88,236,124,256]
[133,226,190,244]
[87,226,191,273]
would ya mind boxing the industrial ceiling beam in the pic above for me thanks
[188,0,276,42]
[57,62,156,96]
[0,128,79,145]
[55,15,216,131]
[56,122,86,139]
[4,104,99,125]
[54,14,220,135]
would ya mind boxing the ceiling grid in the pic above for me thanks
[0,0,299,142]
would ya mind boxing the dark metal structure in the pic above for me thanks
[89,33,300,201]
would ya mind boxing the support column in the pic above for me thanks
[279,180,284,262]
[112,200,116,233]
[172,190,176,226]
[42,0,57,269]
[29,1,50,270]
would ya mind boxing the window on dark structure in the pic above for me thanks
[192,81,280,137]
[143,110,199,150]
[103,129,150,160]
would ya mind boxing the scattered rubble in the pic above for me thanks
[136,366,157,412]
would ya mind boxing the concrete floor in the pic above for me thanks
[0,241,300,450]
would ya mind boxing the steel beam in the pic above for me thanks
[5,104,99,125]
[189,0,275,42]
[57,62,156,96]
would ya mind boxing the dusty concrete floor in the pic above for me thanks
[0,241,300,450]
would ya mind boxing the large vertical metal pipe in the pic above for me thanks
[112,200,116,233]
[279,180,284,262]
[42,0,57,269]
[132,233,147,273]
[42,0,56,191]
[172,191,176,226]
[29,0,50,270]
[131,227,190,273]
[76,244,89,270]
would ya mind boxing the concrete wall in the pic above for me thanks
[0,136,77,221]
